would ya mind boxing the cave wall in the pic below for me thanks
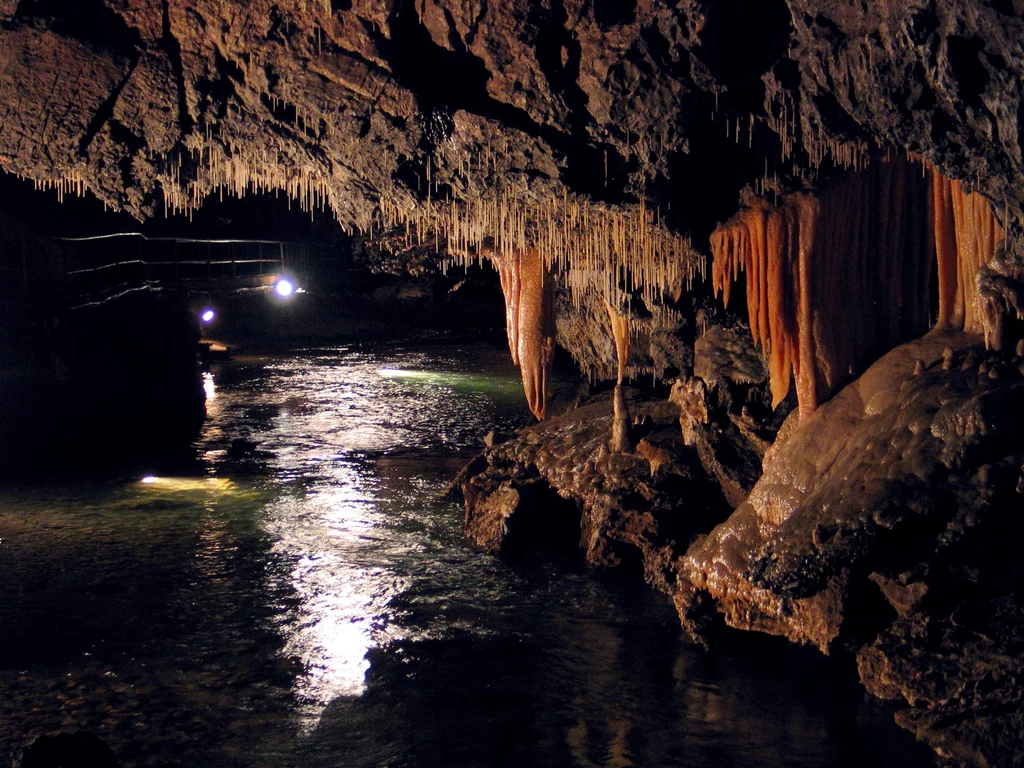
[784,0,1024,224]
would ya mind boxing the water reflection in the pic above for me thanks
[208,347,528,728]
[264,472,405,725]
[203,371,216,401]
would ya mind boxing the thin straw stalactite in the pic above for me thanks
[25,133,701,421]
[379,183,701,418]
[378,189,702,315]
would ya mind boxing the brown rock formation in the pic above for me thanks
[670,323,780,508]
[676,331,1024,653]
[458,392,730,592]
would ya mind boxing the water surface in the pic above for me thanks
[0,342,935,767]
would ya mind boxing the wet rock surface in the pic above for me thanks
[669,331,1024,764]
[671,323,787,507]
[457,389,731,593]
[460,326,1024,765]
[677,332,1024,645]
[858,591,1024,768]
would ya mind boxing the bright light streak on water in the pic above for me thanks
[264,469,403,724]
[202,371,216,401]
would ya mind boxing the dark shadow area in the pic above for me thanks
[501,480,583,559]
[14,0,141,52]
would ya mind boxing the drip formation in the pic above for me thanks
[711,153,1004,418]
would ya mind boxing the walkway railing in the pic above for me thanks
[51,233,339,308]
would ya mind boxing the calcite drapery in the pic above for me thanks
[711,154,1004,418]
[928,161,1004,335]
[492,248,555,420]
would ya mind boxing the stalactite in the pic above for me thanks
[710,153,1003,419]
[605,301,631,385]
[24,133,699,418]
[492,248,555,421]
[378,187,701,313]
[925,161,1004,335]
[155,139,338,225]
[378,178,702,413]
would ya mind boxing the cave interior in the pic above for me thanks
[3,0,1024,765]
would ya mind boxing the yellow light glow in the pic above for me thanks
[138,477,236,492]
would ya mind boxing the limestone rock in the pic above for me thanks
[670,323,783,508]
[677,332,1024,652]
[458,391,731,592]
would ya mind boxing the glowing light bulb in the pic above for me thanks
[275,278,295,298]
[201,309,215,323]
[142,476,158,484]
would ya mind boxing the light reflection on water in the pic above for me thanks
[0,342,939,768]
[203,346,530,728]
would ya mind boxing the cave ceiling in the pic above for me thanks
[1,0,1021,243]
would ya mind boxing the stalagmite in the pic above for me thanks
[606,301,632,453]
[710,153,1003,418]
[611,385,631,454]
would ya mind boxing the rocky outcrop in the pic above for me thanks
[457,390,731,592]
[859,592,1024,768]
[670,331,1024,760]
[676,332,1024,649]
[670,322,786,507]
